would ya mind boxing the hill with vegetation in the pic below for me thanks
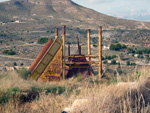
[0,0,150,32]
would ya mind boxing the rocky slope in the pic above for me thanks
[0,0,150,31]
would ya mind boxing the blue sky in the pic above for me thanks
[72,0,150,21]
[0,0,150,21]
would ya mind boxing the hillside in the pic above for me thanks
[1,0,150,73]
[0,0,150,32]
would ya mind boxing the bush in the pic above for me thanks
[105,56,112,60]
[17,68,31,80]
[110,43,122,51]
[126,61,130,65]
[13,62,17,66]
[45,86,66,95]
[93,44,97,48]
[131,63,136,66]
[127,47,135,54]
[117,68,123,75]
[111,60,116,65]
[138,55,144,59]
[105,55,116,60]
[0,93,10,104]
[135,49,143,55]
[38,38,48,44]
[103,60,108,64]
[3,49,16,55]
[102,56,105,60]
[122,44,127,49]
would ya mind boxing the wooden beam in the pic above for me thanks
[99,26,102,79]
[55,28,58,39]
[62,25,66,80]
[87,29,91,62]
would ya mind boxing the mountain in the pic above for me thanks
[0,0,150,32]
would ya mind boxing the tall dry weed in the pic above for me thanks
[0,66,150,113]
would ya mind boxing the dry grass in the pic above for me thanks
[0,66,150,113]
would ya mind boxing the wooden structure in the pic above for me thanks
[29,25,102,81]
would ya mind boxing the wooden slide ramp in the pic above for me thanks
[29,37,62,81]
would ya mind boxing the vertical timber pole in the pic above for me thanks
[99,26,102,79]
[68,44,70,61]
[55,28,58,39]
[62,26,66,80]
[87,29,91,62]
[76,35,81,55]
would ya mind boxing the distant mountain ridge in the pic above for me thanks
[0,0,150,31]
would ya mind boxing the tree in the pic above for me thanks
[110,43,122,51]
[121,44,127,49]
[135,49,143,55]
[115,43,122,51]
[110,44,116,50]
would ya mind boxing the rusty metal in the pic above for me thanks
[62,25,66,80]
[99,26,102,79]
[55,28,58,39]
[65,55,99,58]
[29,25,103,82]
[66,61,99,65]
[87,29,91,62]
[68,44,70,61]
[79,45,81,55]
[65,55,94,78]
[29,40,53,73]
[76,35,81,55]
[39,46,62,81]
[29,38,62,80]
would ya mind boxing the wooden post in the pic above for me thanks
[99,26,102,79]
[76,35,81,55]
[55,28,58,39]
[68,44,70,61]
[79,45,81,55]
[87,29,91,62]
[62,26,66,80]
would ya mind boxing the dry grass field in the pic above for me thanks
[0,66,150,113]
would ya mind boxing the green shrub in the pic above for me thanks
[126,61,130,65]
[13,62,17,66]
[103,60,108,64]
[93,44,97,48]
[17,68,31,80]
[131,63,136,66]
[0,93,10,104]
[111,60,117,65]
[110,43,122,51]
[117,68,123,75]
[3,49,16,55]
[45,86,66,95]
[38,38,48,44]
